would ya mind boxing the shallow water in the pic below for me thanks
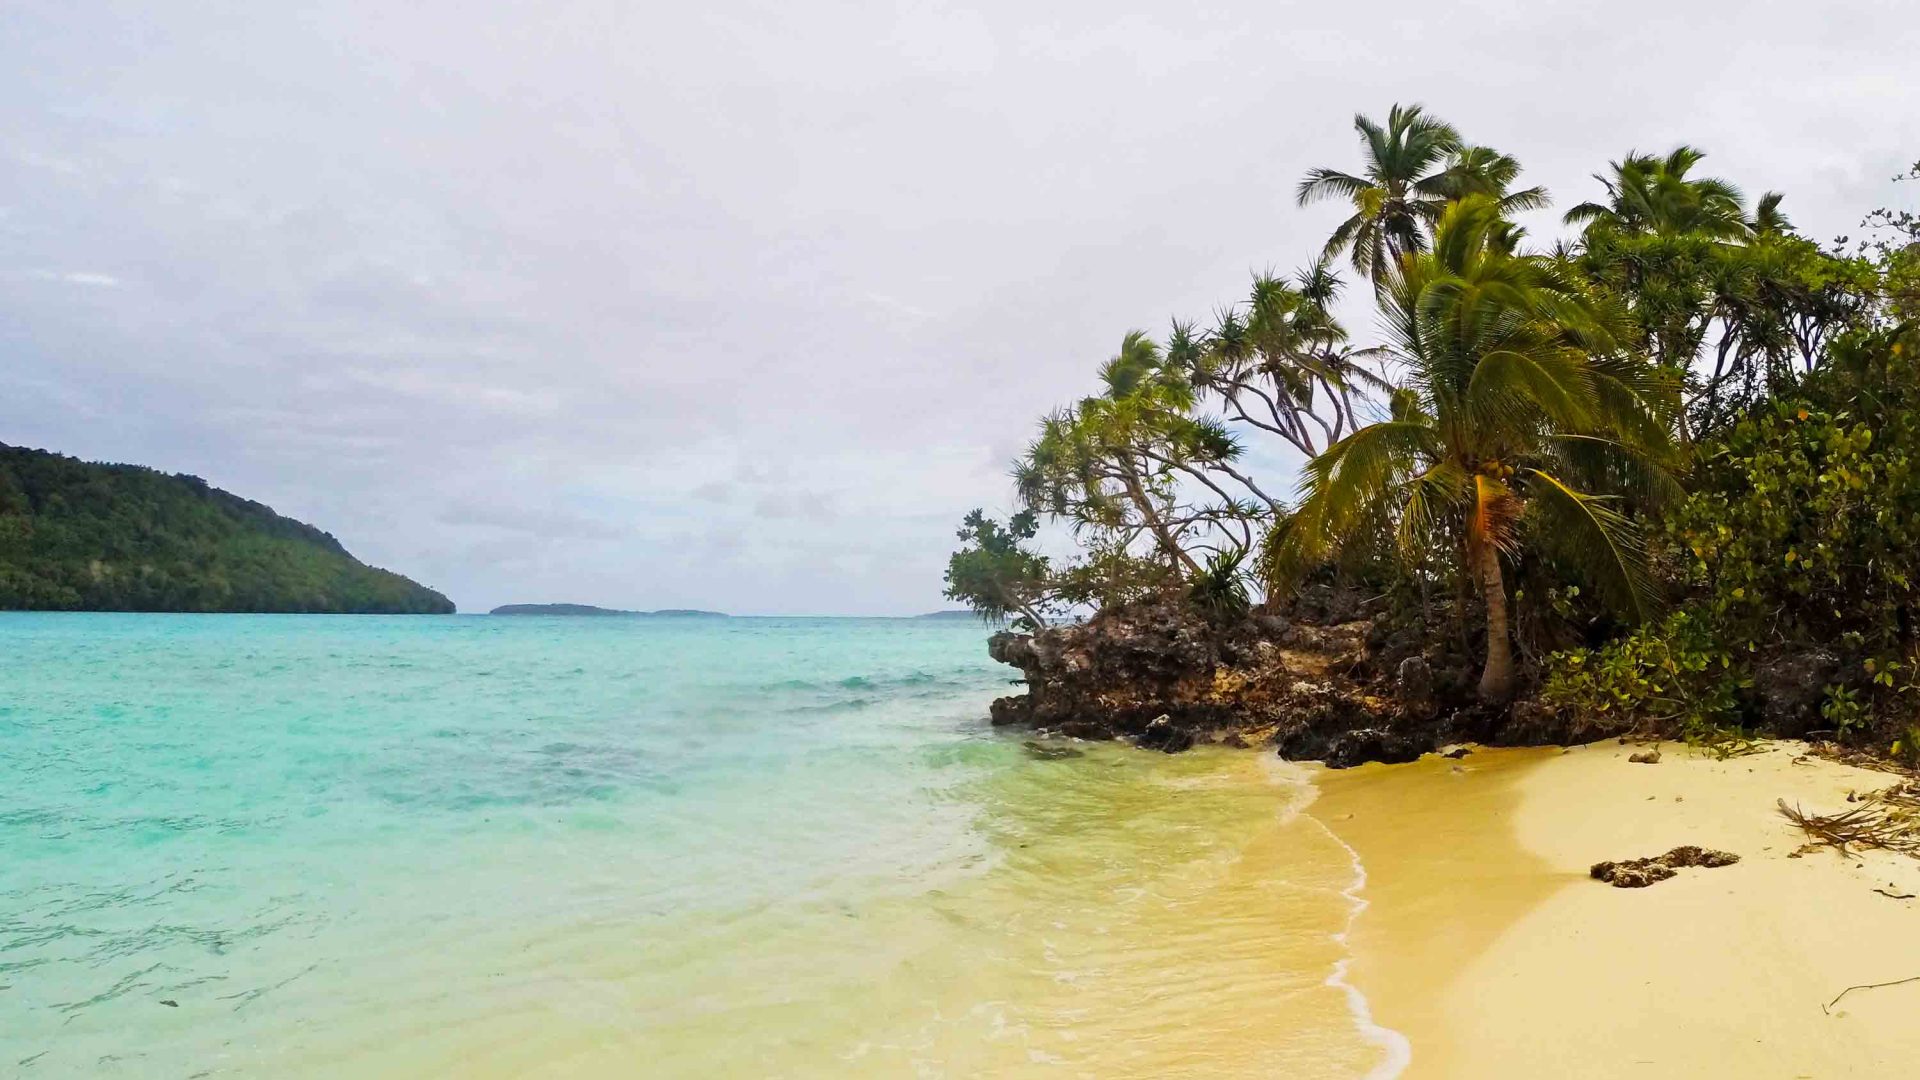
[1,614,1394,1077]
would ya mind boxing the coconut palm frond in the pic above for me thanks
[1523,468,1657,621]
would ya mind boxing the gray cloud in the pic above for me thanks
[3,1,1916,612]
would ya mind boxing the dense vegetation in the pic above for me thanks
[949,104,1920,756]
[0,444,454,613]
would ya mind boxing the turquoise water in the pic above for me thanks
[1,614,1389,1078]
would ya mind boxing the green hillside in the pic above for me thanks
[0,444,454,613]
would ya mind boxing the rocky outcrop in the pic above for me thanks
[987,598,1494,766]
[1749,645,1842,736]
[981,594,1688,766]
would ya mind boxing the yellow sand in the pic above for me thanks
[1316,741,1920,1078]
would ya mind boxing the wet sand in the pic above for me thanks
[1315,741,1920,1078]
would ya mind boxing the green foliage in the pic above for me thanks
[1563,147,1879,440]
[1669,325,1920,658]
[1892,723,1920,765]
[1540,610,1747,740]
[1186,549,1251,624]
[1543,323,1920,747]
[0,444,453,613]
[1050,542,1176,610]
[1821,684,1868,739]
[942,509,1052,628]
[1858,161,1920,320]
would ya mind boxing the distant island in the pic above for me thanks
[914,609,1002,621]
[489,603,729,617]
[0,443,454,613]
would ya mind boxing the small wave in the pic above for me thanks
[1310,812,1413,1079]
[784,697,877,714]
[747,671,970,698]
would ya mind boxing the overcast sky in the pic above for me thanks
[3,2,1916,613]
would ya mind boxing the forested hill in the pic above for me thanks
[489,604,729,616]
[0,444,454,613]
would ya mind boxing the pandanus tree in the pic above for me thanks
[1273,197,1679,700]
[1689,234,1879,433]
[1183,262,1385,456]
[1016,332,1279,581]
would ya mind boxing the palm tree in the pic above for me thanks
[1274,196,1678,700]
[1297,104,1463,284]
[1748,191,1792,236]
[1436,145,1551,215]
[1563,147,1750,239]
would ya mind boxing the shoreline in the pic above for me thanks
[1314,740,1920,1077]
[1312,811,1414,1080]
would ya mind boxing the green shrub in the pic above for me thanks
[1541,610,1747,741]
[1542,325,1920,751]
[1187,549,1252,624]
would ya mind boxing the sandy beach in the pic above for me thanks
[1316,741,1920,1077]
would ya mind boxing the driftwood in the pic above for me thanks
[1824,975,1920,1014]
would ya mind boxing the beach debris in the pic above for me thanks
[1872,887,1916,900]
[1822,973,1920,1015]
[1442,745,1472,759]
[1805,739,1917,775]
[1778,782,1920,858]
[1628,747,1662,764]
[1590,845,1740,888]
[1021,741,1084,761]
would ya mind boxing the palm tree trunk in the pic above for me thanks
[1454,544,1475,653]
[1475,544,1515,701]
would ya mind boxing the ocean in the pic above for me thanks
[1,614,1402,1077]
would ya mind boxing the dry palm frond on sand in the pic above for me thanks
[1779,782,1920,858]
